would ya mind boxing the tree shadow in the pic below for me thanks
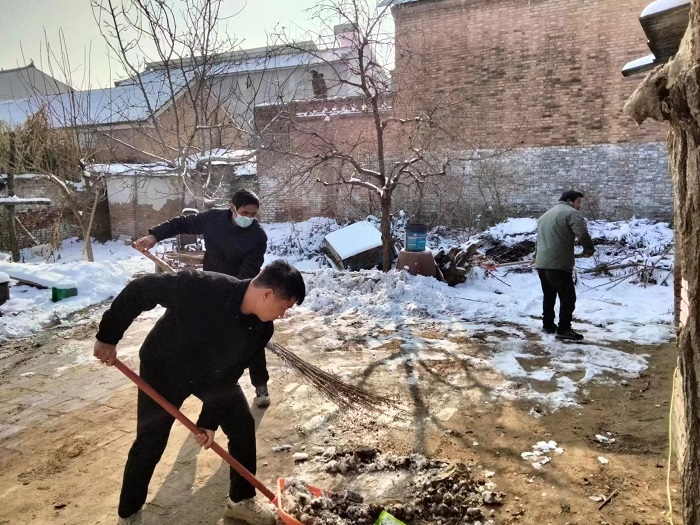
[145,399,269,523]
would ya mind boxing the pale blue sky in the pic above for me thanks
[0,0,331,88]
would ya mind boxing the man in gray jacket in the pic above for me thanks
[535,190,595,340]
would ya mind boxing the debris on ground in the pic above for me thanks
[520,440,564,470]
[282,459,502,524]
[433,242,483,286]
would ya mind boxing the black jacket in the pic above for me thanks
[150,208,267,279]
[96,271,273,429]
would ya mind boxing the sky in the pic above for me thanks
[0,0,331,88]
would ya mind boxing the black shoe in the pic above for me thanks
[555,328,584,341]
[254,385,271,408]
[542,323,558,334]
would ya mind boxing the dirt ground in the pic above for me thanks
[0,309,681,525]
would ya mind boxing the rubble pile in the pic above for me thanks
[321,448,446,475]
[282,459,504,524]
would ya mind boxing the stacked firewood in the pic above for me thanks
[433,241,483,286]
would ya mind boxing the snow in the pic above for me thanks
[0,216,677,411]
[641,0,690,17]
[0,69,191,128]
[296,102,391,119]
[187,148,256,169]
[0,239,151,340]
[212,47,354,76]
[0,271,9,284]
[324,221,382,260]
[89,162,173,176]
[0,196,51,204]
[0,264,76,289]
[623,55,656,72]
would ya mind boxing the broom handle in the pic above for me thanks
[132,245,176,274]
[113,358,277,502]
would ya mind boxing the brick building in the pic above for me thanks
[258,0,673,223]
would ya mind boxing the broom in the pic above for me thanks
[266,341,398,412]
[133,246,398,413]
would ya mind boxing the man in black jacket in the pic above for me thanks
[94,261,305,525]
[134,189,272,407]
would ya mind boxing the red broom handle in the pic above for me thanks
[113,358,277,502]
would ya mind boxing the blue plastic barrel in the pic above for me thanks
[405,223,428,252]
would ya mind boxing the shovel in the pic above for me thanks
[113,358,320,525]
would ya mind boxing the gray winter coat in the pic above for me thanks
[535,202,594,273]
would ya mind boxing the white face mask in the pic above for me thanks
[234,214,254,228]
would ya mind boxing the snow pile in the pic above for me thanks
[0,216,676,410]
[0,238,150,341]
[265,218,341,264]
[587,218,673,254]
[325,221,382,259]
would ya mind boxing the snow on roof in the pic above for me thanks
[324,221,382,260]
[208,47,354,76]
[377,0,420,6]
[188,148,256,167]
[622,54,656,73]
[0,196,51,204]
[295,101,391,118]
[0,70,191,128]
[235,162,257,176]
[641,0,690,17]
[89,162,174,176]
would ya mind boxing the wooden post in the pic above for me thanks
[7,132,20,262]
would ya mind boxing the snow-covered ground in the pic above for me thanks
[0,217,675,409]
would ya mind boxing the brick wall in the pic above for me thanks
[0,175,110,252]
[255,99,391,222]
[106,175,192,239]
[392,0,668,148]
[255,96,672,223]
[105,169,259,239]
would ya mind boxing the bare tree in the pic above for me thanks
[257,0,468,271]
[88,0,254,203]
[0,109,105,261]
[624,7,700,523]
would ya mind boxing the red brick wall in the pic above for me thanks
[255,99,393,222]
[254,1,673,224]
[392,0,667,148]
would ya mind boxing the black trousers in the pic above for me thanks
[537,269,576,331]
[118,365,257,518]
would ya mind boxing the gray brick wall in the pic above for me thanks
[457,141,671,220]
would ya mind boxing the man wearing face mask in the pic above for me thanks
[134,189,271,407]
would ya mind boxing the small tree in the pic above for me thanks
[259,0,466,271]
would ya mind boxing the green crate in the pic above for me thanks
[51,286,78,302]
[375,511,406,525]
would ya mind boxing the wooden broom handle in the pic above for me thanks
[132,245,176,274]
[113,358,277,502]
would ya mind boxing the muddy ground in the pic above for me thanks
[0,309,681,525]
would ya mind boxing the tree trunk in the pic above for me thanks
[81,188,100,262]
[670,122,700,525]
[380,193,393,271]
[623,6,700,520]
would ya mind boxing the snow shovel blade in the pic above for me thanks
[275,478,327,525]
